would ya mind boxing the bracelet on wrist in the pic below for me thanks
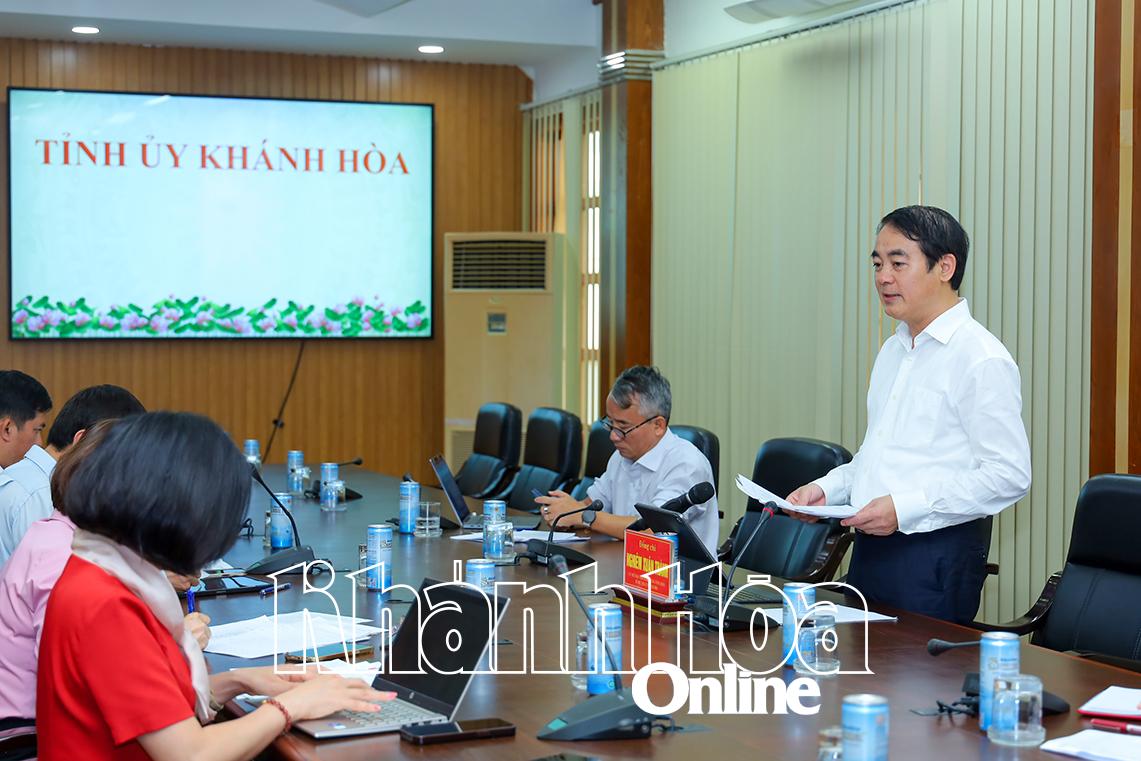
[264,697,293,734]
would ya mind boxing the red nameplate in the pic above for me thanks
[623,529,679,602]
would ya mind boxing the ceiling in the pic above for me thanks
[0,0,603,99]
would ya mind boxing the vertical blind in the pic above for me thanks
[524,89,603,420]
[652,0,1093,623]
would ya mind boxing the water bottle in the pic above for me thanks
[263,509,272,548]
[571,630,588,690]
[287,450,306,494]
[243,439,262,469]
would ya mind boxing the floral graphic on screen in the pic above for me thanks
[10,296,430,338]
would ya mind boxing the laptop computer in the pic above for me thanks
[633,503,781,606]
[181,574,271,598]
[293,578,510,739]
[428,454,482,529]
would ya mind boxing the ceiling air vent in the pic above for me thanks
[449,237,549,291]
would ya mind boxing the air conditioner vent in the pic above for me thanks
[450,238,548,290]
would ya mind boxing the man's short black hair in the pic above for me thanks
[0,370,52,426]
[878,205,970,290]
[46,385,145,451]
[62,411,251,575]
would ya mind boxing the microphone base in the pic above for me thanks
[537,688,661,741]
[245,546,317,576]
[691,596,775,632]
[524,539,594,567]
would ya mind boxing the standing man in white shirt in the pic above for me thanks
[786,206,1031,623]
[0,384,145,564]
[536,366,720,556]
[0,371,51,473]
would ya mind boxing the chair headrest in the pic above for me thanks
[670,425,720,490]
[472,402,522,463]
[752,437,853,503]
[583,420,616,478]
[1067,474,1141,574]
[523,407,583,477]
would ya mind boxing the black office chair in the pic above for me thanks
[454,402,522,499]
[719,437,854,583]
[0,723,36,761]
[671,425,720,493]
[973,474,1141,672]
[570,420,615,501]
[494,407,583,513]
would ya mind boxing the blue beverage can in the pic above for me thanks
[366,524,393,592]
[979,631,1020,731]
[483,499,507,524]
[465,558,496,596]
[586,603,623,695]
[399,480,419,534]
[782,582,816,668]
[287,450,304,470]
[841,694,889,761]
[244,439,260,458]
[269,493,293,549]
[321,462,339,484]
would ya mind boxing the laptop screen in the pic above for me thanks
[428,454,471,523]
[377,579,509,716]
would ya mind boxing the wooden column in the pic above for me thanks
[597,0,662,406]
[1090,0,1121,475]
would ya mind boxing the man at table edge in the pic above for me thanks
[786,205,1031,624]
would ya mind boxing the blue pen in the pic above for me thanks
[186,588,196,613]
[261,582,292,598]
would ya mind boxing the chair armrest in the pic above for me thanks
[486,470,519,502]
[470,465,514,500]
[0,724,37,752]
[1068,651,1141,674]
[795,529,854,584]
[971,572,1062,634]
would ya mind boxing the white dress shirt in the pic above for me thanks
[587,428,720,555]
[814,300,1031,534]
[0,445,57,567]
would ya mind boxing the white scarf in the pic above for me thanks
[71,529,216,723]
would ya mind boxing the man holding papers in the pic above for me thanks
[786,206,1031,623]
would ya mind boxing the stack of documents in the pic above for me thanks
[1078,687,1141,719]
[449,530,587,543]
[205,611,383,659]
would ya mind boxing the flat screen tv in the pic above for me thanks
[7,87,433,340]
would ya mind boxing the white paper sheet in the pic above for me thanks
[448,530,588,544]
[205,611,383,659]
[734,474,858,519]
[1041,729,1141,761]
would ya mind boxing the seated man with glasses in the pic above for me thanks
[536,365,719,555]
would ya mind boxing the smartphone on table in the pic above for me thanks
[399,718,515,744]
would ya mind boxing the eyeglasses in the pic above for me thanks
[909,697,978,718]
[600,415,663,439]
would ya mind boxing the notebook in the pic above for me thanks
[1078,686,1141,720]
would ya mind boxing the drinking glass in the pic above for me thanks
[415,501,442,537]
[988,674,1045,747]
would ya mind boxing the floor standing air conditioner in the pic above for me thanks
[442,232,577,469]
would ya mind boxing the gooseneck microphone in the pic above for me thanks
[245,465,317,576]
[336,457,364,468]
[536,556,664,741]
[722,501,777,594]
[525,503,598,567]
[658,482,716,513]
[926,638,982,656]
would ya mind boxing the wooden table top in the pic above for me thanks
[201,466,1141,760]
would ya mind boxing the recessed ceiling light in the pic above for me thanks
[71,26,100,35]
[418,45,444,54]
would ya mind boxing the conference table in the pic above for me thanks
[201,466,1141,760]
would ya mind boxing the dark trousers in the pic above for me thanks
[845,518,988,624]
[0,716,36,761]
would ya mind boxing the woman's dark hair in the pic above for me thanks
[878,205,970,290]
[46,384,145,451]
[61,411,251,575]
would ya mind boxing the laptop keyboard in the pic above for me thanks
[337,699,442,727]
[702,584,783,605]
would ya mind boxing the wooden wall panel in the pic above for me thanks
[0,38,531,479]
